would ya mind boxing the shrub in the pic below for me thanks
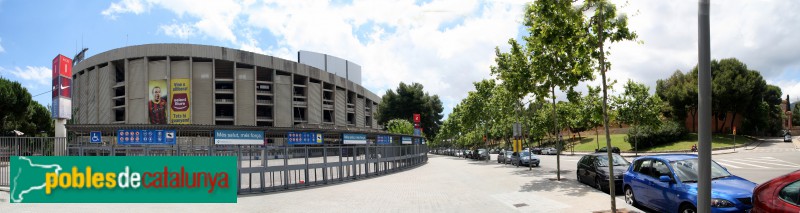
[626,121,689,149]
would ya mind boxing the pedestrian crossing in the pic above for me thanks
[715,157,800,169]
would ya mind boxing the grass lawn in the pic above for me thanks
[567,133,752,152]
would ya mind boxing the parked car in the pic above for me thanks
[623,154,756,213]
[511,151,539,167]
[596,146,621,154]
[464,149,473,159]
[455,150,463,157]
[752,169,800,213]
[502,151,514,164]
[577,153,629,192]
[475,149,489,160]
[541,147,557,155]
[497,150,509,163]
[784,131,792,142]
[530,147,543,155]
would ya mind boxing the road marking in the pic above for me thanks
[715,162,742,169]
[716,159,770,168]
[735,158,800,167]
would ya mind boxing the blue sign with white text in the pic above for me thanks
[288,132,323,145]
[401,136,412,145]
[342,133,367,144]
[117,129,176,145]
[376,135,392,145]
[214,130,264,145]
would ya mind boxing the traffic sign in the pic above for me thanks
[90,131,102,143]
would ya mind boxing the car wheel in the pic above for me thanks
[534,163,539,167]
[624,186,636,206]
[576,174,582,183]
[680,204,697,213]
[595,178,604,191]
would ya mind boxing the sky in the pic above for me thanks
[0,0,799,118]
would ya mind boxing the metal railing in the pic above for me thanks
[1,136,428,195]
[0,137,65,186]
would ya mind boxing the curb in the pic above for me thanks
[0,187,9,192]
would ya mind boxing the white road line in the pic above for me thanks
[736,158,800,167]
[717,159,771,168]
[715,162,742,169]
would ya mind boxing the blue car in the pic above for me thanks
[622,154,756,213]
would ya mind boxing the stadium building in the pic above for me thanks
[68,44,386,145]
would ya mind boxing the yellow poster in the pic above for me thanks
[169,79,191,124]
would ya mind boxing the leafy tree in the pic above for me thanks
[656,70,698,130]
[376,82,444,139]
[793,102,800,126]
[583,1,638,208]
[0,77,34,136]
[614,80,664,153]
[385,119,413,135]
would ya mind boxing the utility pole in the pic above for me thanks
[697,0,712,212]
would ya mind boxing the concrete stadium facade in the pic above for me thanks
[71,43,381,130]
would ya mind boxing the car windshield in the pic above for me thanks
[520,152,531,157]
[671,159,732,183]
[596,155,629,167]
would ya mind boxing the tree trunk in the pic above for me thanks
[595,126,600,150]
[552,85,560,181]
[729,112,737,134]
[599,6,616,211]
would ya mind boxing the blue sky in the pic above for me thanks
[1,0,800,119]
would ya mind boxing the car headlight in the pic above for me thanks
[710,198,736,208]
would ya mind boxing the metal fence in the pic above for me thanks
[0,137,64,186]
[1,136,428,195]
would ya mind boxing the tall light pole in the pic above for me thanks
[697,0,712,212]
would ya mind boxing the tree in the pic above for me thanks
[524,0,595,181]
[0,77,34,136]
[385,119,414,135]
[793,102,800,126]
[656,70,698,130]
[376,82,444,139]
[583,0,638,210]
[614,80,664,153]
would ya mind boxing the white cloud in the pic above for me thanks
[159,23,194,39]
[100,0,800,116]
[1,66,52,85]
[0,37,4,53]
[101,0,150,20]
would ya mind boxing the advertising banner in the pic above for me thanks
[51,97,72,120]
[342,133,367,145]
[214,130,264,145]
[9,156,237,203]
[169,78,191,124]
[51,54,72,119]
[148,80,168,124]
[376,135,392,145]
[287,132,322,145]
[117,130,176,145]
[401,137,412,145]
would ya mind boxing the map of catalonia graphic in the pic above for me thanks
[10,156,62,203]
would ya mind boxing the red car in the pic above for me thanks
[752,170,800,213]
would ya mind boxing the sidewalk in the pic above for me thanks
[1,155,640,212]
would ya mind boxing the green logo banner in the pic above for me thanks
[9,156,237,203]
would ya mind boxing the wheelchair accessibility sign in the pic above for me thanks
[90,131,102,143]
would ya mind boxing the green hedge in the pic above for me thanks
[626,121,689,149]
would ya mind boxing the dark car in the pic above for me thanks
[596,146,621,154]
[577,153,629,192]
[474,149,489,160]
[530,147,543,155]
[623,154,756,213]
[752,169,800,213]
